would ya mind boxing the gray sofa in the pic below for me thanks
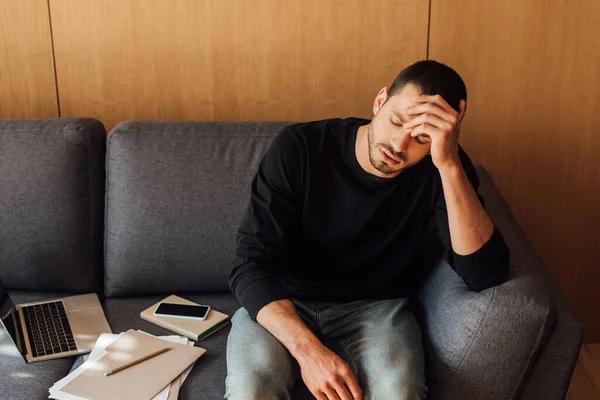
[0,118,582,400]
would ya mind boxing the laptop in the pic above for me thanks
[0,281,112,363]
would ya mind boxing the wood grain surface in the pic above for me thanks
[49,0,429,130]
[429,0,600,340]
[0,0,58,118]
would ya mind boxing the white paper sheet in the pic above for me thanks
[49,333,123,400]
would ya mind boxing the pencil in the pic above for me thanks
[104,346,172,377]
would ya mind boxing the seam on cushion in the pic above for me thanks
[448,285,497,387]
[134,132,277,138]
[83,122,95,294]
[91,120,107,297]
[509,295,552,400]
[72,120,94,293]
[104,129,118,297]
[187,132,279,137]
[82,120,104,295]
[109,123,282,138]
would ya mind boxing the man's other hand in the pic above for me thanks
[295,342,363,400]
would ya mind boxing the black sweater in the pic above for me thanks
[229,118,509,320]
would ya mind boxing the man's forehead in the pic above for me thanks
[386,85,422,117]
[390,109,408,123]
[388,98,419,122]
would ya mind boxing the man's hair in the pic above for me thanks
[387,60,467,113]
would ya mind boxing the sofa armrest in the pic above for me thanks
[518,320,582,399]
[411,165,583,400]
[415,259,553,400]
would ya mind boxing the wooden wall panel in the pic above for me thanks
[0,0,58,118]
[49,0,429,131]
[430,0,600,340]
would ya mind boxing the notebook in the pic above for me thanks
[141,295,230,341]
[49,332,196,400]
[59,329,205,400]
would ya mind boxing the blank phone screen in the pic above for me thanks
[155,303,210,318]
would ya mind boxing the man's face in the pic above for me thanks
[367,83,431,177]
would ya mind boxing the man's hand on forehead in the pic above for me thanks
[401,94,463,129]
[398,94,467,171]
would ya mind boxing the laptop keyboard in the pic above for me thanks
[21,301,77,358]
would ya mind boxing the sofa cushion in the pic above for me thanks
[0,119,106,293]
[0,291,78,400]
[104,121,291,296]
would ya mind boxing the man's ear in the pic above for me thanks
[373,87,389,115]
[459,99,467,121]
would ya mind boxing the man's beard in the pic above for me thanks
[367,124,406,175]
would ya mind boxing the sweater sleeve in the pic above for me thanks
[228,127,305,320]
[433,147,510,291]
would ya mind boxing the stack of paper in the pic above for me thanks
[49,330,205,400]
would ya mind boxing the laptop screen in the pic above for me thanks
[0,282,26,356]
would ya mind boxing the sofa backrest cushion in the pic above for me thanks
[104,121,291,296]
[0,118,106,293]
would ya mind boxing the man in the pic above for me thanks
[226,60,510,400]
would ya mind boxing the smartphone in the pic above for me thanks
[154,302,211,321]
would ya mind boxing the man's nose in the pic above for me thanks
[390,131,412,153]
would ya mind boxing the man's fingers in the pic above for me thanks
[344,377,363,400]
[338,366,362,400]
[408,122,444,141]
[413,94,458,115]
[331,381,355,400]
[322,386,342,400]
[403,112,453,132]
[402,102,457,125]
[314,391,329,400]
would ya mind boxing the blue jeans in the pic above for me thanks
[224,298,428,400]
